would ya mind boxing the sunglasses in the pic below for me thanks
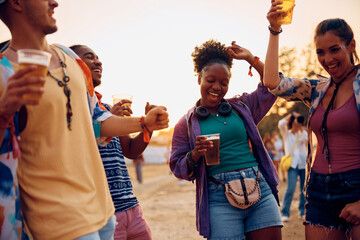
[295,116,304,124]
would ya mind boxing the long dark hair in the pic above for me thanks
[314,18,359,65]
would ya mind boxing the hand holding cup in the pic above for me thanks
[111,98,133,117]
[194,135,214,155]
[201,134,220,165]
[189,135,214,165]
[267,0,295,27]
[267,0,284,29]
[112,94,133,117]
[0,66,46,116]
[17,49,51,101]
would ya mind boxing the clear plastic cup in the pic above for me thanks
[277,0,295,25]
[201,133,220,166]
[112,94,133,107]
[17,49,51,101]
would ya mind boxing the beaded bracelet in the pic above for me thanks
[187,151,200,168]
[268,25,283,36]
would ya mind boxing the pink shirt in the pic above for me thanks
[310,94,360,174]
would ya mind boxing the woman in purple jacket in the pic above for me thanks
[170,39,282,240]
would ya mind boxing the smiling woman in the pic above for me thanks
[192,40,233,113]
[264,2,360,238]
[169,39,282,239]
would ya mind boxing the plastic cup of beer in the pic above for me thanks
[17,49,51,101]
[202,133,220,166]
[277,0,295,25]
[112,94,133,115]
[112,94,133,106]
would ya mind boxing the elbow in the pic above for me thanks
[262,75,271,88]
[267,85,278,91]
[263,71,280,90]
[263,79,278,90]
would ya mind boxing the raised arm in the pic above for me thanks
[226,41,264,79]
[263,0,283,89]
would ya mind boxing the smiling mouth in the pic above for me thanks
[92,69,102,73]
[327,64,338,70]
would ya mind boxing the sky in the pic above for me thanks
[1,0,359,128]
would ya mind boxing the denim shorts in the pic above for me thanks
[305,168,360,231]
[207,166,283,240]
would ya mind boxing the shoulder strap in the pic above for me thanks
[291,133,301,153]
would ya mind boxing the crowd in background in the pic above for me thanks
[0,0,359,239]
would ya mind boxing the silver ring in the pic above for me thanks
[123,105,128,110]
[119,100,123,105]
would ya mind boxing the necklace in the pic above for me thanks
[211,113,227,125]
[320,66,356,173]
[7,45,73,130]
[8,45,17,53]
[47,48,73,130]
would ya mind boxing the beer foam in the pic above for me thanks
[17,49,51,67]
[202,133,220,140]
[19,58,49,66]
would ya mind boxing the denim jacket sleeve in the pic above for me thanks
[269,73,324,108]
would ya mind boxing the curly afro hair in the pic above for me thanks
[191,39,233,76]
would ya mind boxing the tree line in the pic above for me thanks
[258,43,327,138]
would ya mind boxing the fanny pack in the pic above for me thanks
[209,168,261,209]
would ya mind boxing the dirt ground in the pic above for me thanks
[128,163,305,240]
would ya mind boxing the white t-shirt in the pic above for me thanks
[278,118,308,169]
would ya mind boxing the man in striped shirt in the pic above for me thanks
[70,45,153,240]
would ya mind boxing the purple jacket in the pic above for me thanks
[170,82,279,238]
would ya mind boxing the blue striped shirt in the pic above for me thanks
[98,104,138,212]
